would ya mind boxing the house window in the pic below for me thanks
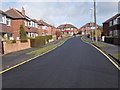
[35,23,38,28]
[42,26,47,29]
[24,21,27,26]
[0,16,6,24]
[0,15,2,23]
[113,30,118,37]
[109,31,113,36]
[6,18,11,26]
[30,21,33,27]
[66,28,70,30]
[32,22,34,27]
[113,18,118,25]
[109,21,113,26]
[117,16,120,24]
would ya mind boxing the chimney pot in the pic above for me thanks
[21,7,25,15]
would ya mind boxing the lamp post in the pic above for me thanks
[94,0,98,42]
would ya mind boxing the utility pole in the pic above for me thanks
[94,0,98,42]
[90,8,94,41]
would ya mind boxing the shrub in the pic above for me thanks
[35,36,46,39]
[7,40,16,43]
[36,35,52,40]
[20,39,28,43]
[30,38,45,47]
[46,35,52,40]
[20,25,27,40]
[27,37,35,39]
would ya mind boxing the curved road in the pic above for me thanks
[2,36,119,88]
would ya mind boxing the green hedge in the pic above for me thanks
[30,38,45,47]
[20,39,28,43]
[7,40,16,43]
[30,35,52,47]
[47,35,52,40]
[36,35,52,40]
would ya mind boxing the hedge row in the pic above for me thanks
[35,35,52,40]
[30,35,52,47]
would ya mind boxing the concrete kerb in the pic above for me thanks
[0,37,72,74]
[81,36,120,70]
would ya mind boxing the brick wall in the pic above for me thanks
[47,27,52,35]
[103,23,109,36]
[113,38,120,45]
[3,39,31,54]
[38,25,43,36]
[11,19,23,39]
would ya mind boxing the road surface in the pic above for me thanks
[2,36,119,88]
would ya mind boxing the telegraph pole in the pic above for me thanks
[94,0,98,42]
[90,8,94,41]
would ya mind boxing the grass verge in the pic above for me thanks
[81,36,91,42]
[27,36,72,55]
[112,53,120,61]
[82,36,106,48]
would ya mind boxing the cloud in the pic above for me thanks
[2,1,119,28]
[2,0,120,2]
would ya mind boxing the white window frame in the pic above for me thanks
[0,16,7,24]
[42,26,47,30]
[113,18,118,25]
[109,21,112,26]
[24,20,27,26]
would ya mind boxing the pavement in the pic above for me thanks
[2,36,119,88]
[100,42,119,57]
[2,38,64,70]
[85,36,120,62]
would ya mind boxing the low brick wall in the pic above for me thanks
[105,37,120,45]
[3,39,31,54]
[113,38,120,45]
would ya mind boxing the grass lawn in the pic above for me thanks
[27,36,72,55]
[113,53,120,60]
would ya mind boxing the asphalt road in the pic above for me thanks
[2,36,119,88]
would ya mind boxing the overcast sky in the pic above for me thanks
[1,0,120,28]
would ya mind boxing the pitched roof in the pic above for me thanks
[37,20,56,28]
[5,8,24,19]
[57,24,77,29]
[38,20,50,26]
[80,22,99,28]
[5,8,31,20]
[103,13,120,23]
[0,9,12,18]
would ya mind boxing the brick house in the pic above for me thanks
[103,13,120,37]
[103,13,120,44]
[37,20,57,36]
[79,22,102,35]
[4,7,38,40]
[57,24,78,36]
[0,10,14,40]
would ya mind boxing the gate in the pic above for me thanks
[0,41,4,54]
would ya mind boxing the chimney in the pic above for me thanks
[21,7,25,15]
